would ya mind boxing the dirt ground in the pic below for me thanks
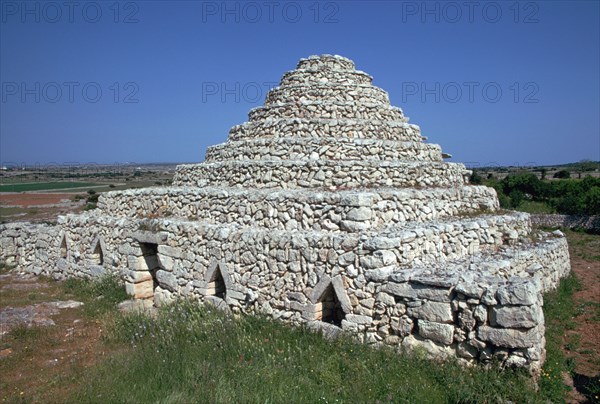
[0,193,85,223]
[563,231,600,403]
[0,273,113,403]
[0,194,79,208]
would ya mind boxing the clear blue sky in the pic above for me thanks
[1,0,599,167]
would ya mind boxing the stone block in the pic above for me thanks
[490,305,542,328]
[408,301,453,323]
[346,207,372,221]
[418,319,454,345]
[340,193,374,207]
[157,245,183,258]
[345,314,372,325]
[477,326,541,348]
[125,279,154,299]
[88,265,107,278]
[156,270,178,292]
[496,282,540,306]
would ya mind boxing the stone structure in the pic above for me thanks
[0,55,570,374]
[530,214,600,233]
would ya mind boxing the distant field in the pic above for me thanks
[0,182,98,192]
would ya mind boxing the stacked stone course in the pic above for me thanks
[0,55,570,374]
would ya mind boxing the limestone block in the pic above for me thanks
[401,335,454,360]
[385,282,417,298]
[477,326,541,348]
[346,207,372,221]
[490,305,542,329]
[125,280,154,299]
[365,265,395,282]
[496,282,540,306]
[391,315,413,336]
[418,319,454,345]
[157,245,183,258]
[408,301,453,323]
[124,269,153,284]
[88,265,106,278]
[340,193,374,207]
[360,250,396,269]
[345,314,372,325]
[156,270,178,292]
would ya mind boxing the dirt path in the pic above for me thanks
[0,273,116,402]
[563,231,600,403]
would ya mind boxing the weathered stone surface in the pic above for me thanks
[496,282,540,306]
[491,305,542,329]
[418,319,454,345]
[408,301,453,323]
[478,326,541,348]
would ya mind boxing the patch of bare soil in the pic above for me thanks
[0,272,119,403]
[0,193,85,224]
[565,231,600,403]
[0,193,78,208]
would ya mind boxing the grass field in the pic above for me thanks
[0,182,99,192]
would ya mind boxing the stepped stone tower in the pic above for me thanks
[0,55,570,373]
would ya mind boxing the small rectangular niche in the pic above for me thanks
[60,236,68,258]
[139,242,160,290]
[91,242,103,265]
[207,267,226,299]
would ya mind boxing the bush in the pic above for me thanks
[553,170,571,179]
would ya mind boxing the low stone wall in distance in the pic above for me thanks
[530,214,600,233]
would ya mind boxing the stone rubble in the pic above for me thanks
[0,54,570,374]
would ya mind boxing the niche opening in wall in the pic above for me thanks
[307,275,351,328]
[140,242,160,290]
[60,235,68,259]
[91,239,104,265]
[317,283,345,326]
[204,260,231,301]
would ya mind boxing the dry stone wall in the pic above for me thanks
[0,54,571,374]
[97,186,498,230]
[173,160,470,189]
[205,138,443,162]
[0,215,568,374]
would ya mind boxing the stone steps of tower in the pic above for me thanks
[228,118,420,142]
[97,185,499,230]
[248,101,404,122]
[296,54,356,71]
[265,84,390,106]
[355,212,531,269]
[385,234,568,296]
[280,69,373,86]
[204,137,443,163]
[172,159,469,189]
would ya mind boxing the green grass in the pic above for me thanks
[539,272,581,400]
[0,182,99,192]
[515,200,556,214]
[62,274,128,318]
[70,301,546,403]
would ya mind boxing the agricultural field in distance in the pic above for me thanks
[0,163,178,224]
